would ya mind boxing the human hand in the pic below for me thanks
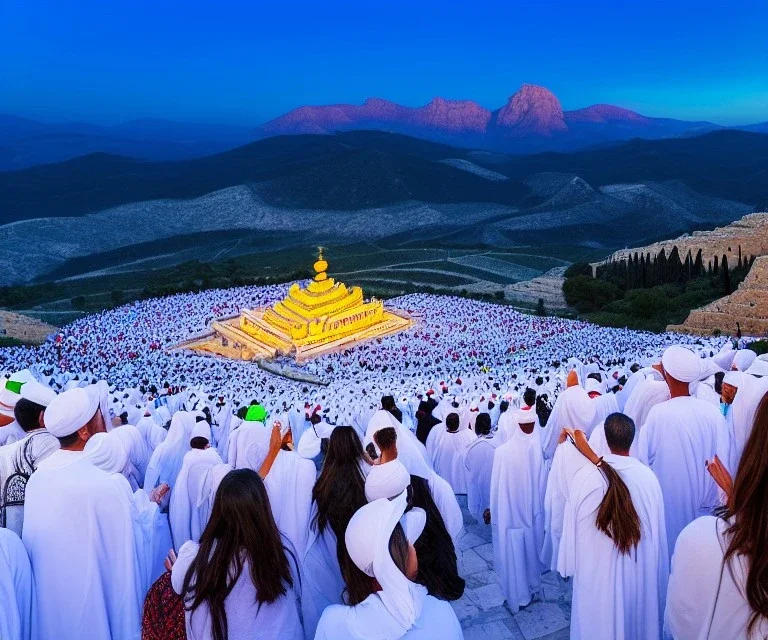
[706,455,733,506]
[150,483,170,505]
[482,508,491,525]
[164,548,177,573]
[269,424,282,452]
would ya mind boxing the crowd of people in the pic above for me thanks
[0,285,767,639]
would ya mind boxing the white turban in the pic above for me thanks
[365,459,411,502]
[44,387,100,438]
[723,371,744,388]
[712,343,736,370]
[662,346,704,383]
[229,424,270,471]
[515,408,536,425]
[345,491,427,638]
[732,350,757,372]
[85,432,128,475]
[191,420,211,444]
[584,378,604,395]
[20,380,57,407]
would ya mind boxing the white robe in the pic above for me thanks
[301,514,346,640]
[0,421,26,447]
[569,454,669,640]
[665,515,768,640]
[172,540,303,640]
[490,428,546,612]
[315,592,463,640]
[464,435,498,522]
[169,447,224,551]
[638,396,731,557]
[23,450,141,640]
[0,527,36,640]
[426,426,476,494]
[264,449,316,561]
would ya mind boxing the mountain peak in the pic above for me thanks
[565,103,649,124]
[494,84,567,137]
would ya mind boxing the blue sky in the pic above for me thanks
[1,0,766,126]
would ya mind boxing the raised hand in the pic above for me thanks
[706,455,733,507]
[164,548,177,573]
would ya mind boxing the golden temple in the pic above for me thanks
[179,249,412,362]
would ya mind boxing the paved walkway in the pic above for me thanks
[453,496,572,639]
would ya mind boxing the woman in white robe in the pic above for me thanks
[0,527,36,640]
[302,426,370,640]
[144,410,200,493]
[171,468,303,640]
[464,412,498,522]
[315,491,463,640]
[666,388,768,639]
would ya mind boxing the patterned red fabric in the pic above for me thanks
[142,572,187,640]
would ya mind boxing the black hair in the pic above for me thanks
[475,413,491,436]
[445,413,460,433]
[13,398,45,433]
[190,436,209,450]
[523,388,537,407]
[373,426,397,451]
[604,412,636,453]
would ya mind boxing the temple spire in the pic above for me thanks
[314,246,328,282]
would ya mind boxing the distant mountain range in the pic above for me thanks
[255,84,759,153]
[2,84,766,170]
[0,128,766,285]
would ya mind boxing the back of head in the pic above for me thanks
[185,469,293,640]
[604,412,635,454]
[724,390,768,634]
[314,426,367,536]
[475,412,491,436]
[374,426,397,451]
[714,371,726,395]
[445,413,460,433]
[14,398,45,432]
[381,395,396,411]
[523,388,536,408]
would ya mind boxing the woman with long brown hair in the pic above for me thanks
[666,389,768,639]
[301,426,371,639]
[560,412,669,639]
[169,468,302,640]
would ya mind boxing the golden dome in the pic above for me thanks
[314,259,328,273]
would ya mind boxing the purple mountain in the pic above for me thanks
[256,84,721,152]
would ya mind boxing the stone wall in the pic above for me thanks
[596,212,768,270]
[668,255,768,337]
[0,311,57,344]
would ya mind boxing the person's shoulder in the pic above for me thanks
[316,603,348,632]
[421,595,456,616]
[676,515,721,553]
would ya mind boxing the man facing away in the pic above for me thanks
[22,387,143,640]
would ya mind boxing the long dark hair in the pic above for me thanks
[409,475,465,600]
[344,523,410,606]
[595,460,642,555]
[722,391,768,636]
[311,426,371,606]
[181,469,294,640]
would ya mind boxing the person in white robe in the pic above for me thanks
[315,491,463,640]
[666,386,768,639]
[490,409,547,611]
[426,412,475,494]
[23,387,142,640]
[638,345,732,557]
[464,412,499,522]
[169,420,224,551]
[566,416,668,640]
[144,410,200,493]
[723,371,768,470]
[540,376,598,461]
[0,384,59,535]
[0,527,36,640]
[134,414,167,453]
[85,430,172,592]
[171,468,304,640]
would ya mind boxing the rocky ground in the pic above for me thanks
[455,495,572,640]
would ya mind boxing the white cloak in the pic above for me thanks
[464,435,499,522]
[0,527,36,640]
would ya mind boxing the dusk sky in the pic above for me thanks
[2,0,766,126]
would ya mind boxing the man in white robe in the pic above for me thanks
[638,345,731,557]
[490,409,546,611]
[0,527,36,640]
[566,415,669,640]
[425,412,475,494]
[0,383,59,535]
[22,387,142,640]
[464,413,498,522]
[0,370,34,446]
[169,420,224,550]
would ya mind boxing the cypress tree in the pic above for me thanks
[722,254,731,294]
[694,249,703,277]
[713,255,719,276]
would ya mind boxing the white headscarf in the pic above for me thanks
[732,349,757,372]
[345,491,427,639]
[365,459,411,502]
[85,432,129,475]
